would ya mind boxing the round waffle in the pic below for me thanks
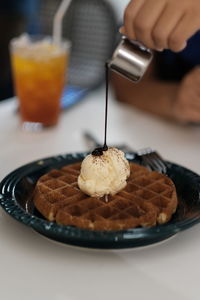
[33,162,178,231]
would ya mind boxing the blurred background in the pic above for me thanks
[0,0,129,102]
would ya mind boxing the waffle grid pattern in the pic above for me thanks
[33,162,178,231]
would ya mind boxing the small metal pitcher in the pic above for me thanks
[108,36,153,82]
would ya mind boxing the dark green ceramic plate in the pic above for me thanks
[0,152,200,249]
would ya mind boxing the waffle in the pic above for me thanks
[33,162,178,231]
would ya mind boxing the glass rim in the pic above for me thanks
[10,33,71,51]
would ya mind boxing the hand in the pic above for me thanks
[121,0,200,52]
[173,67,200,123]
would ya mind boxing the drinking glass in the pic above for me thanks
[10,34,71,128]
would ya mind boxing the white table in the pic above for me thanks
[0,86,200,300]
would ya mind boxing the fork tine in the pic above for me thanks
[149,156,164,173]
[146,153,165,173]
[137,147,167,173]
[137,147,152,156]
[150,152,167,173]
[142,156,155,171]
[145,156,160,171]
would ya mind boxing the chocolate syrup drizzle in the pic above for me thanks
[92,63,109,156]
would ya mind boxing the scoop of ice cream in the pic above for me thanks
[78,147,130,198]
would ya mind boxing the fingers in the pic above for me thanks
[185,91,200,109]
[174,67,200,123]
[178,108,200,123]
[122,0,200,52]
[152,3,185,51]
[132,0,167,49]
[122,0,145,40]
[173,97,200,123]
[168,13,200,52]
[182,67,200,90]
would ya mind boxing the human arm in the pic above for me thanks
[173,66,200,123]
[111,60,178,120]
[111,62,200,123]
[120,0,200,52]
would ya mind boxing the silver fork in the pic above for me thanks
[83,131,167,173]
[137,147,167,174]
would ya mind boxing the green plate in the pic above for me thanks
[0,152,200,249]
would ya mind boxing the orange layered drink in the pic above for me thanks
[10,35,70,126]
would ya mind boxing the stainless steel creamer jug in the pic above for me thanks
[108,36,153,82]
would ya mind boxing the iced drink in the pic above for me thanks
[10,34,70,126]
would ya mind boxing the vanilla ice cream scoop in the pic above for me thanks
[78,147,130,198]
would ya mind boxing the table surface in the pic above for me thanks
[0,86,200,300]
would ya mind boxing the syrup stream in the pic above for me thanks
[103,63,109,150]
[92,63,109,156]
